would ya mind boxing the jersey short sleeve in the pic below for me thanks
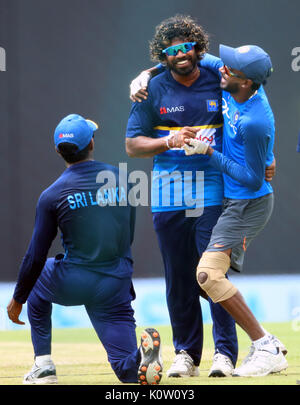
[126,94,156,138]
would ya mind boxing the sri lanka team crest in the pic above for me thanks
[207,99,219,112]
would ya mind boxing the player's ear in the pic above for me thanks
[241,79,252,89]
[89,137,95,151]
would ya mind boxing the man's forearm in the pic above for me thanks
[13,255,47,303]
[126,128,198,158]
[208,147,263,191]
[126,136,169,158]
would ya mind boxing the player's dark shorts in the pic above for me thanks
[206,193,274,272]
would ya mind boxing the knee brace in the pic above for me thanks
[196,251,237,303]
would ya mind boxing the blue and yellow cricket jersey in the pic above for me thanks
[126,67,224,212]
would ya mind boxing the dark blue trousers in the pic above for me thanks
[153,206,238,366]
[27,257,140,383]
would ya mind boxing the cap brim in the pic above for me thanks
[86,119,99,132]
[219,44,240,70]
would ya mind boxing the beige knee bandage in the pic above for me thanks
[196,251,237,303]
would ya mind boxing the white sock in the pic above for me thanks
[261,326,271,337]
[35,355,52,366]
[253,334,277,354]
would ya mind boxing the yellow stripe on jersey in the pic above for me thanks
[153,123,223,131]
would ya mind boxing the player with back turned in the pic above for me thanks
[7,113,162,385]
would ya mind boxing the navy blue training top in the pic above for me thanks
[126,67,224,212]
[13,160,136,303]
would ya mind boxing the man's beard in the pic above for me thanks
[167,55,198,76]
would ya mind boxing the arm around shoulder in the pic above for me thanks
[200,53,223,75]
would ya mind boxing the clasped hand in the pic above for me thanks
[183,138,209,155]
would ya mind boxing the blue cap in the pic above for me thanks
[219,44,273,85]
[54,114,99,151]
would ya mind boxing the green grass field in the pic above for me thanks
[0,322,299,385]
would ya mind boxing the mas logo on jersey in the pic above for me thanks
[206,100,219,112]
[160,105,185,114]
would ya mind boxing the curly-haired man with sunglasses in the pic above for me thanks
[126,15,239,378]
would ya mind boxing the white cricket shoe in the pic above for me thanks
[240,335,288,368]
[233,348,288,377]
[208,353,234,377]
[166,350,199,378]
[23,360,57,384]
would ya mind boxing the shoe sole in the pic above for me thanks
[138,328,162,385]
[208,370,228,377]
[167,372,182,378]
[167,372,199,378]
[23,375,58,384]
[271,358,289,374]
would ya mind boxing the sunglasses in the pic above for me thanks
[162,42,197,56]
[223,65,245,79]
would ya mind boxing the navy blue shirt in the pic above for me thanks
[126,67,224,212]
[14,160,136,303]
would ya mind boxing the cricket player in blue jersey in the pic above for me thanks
[6,114,162,385]
[126,15,238,378]
[182,45,288,376]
